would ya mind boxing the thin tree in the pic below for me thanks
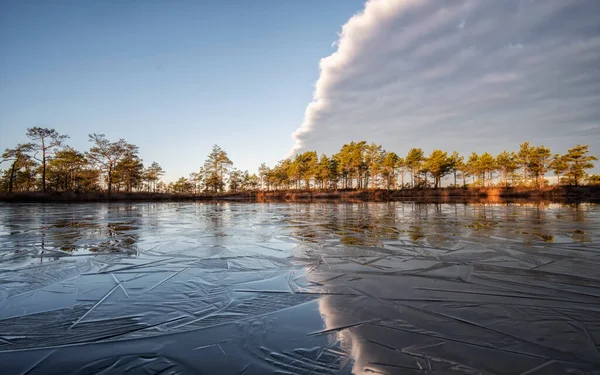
[315,154,331,189]
[423,150,452,188]
[466,152,480,185]
[564,144,597,186]
[86,134,138,194]
[26,127,68,192]
[549,154,568,186]
[478,152,496,187]
[396,157,406,189]
[517,142,533,186]
[1,143,35,193]
[47,146,87,192]
[114,155,144,192]
[258,163,270,191]
[364,143,384,188]
[203,145,232,193]
[449,151,463,187]
[495,151,518,188]
[145,162,165,192]
[528,146,552,188]
[381,152,399,189]
[405,148,424,188]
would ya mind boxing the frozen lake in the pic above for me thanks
[1,202,599,374]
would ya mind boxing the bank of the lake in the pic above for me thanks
[1,185,599,203]
[258,185,600,203]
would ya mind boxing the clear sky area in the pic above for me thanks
[1,0,364,181]
[1,0,599,181]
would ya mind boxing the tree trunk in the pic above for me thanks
[108,164,113,194]
[8,161,17,193]
[42,149,47,192]
[25,165,32,191]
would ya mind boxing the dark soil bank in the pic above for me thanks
[1,186,599,203]
[257,186,600,203]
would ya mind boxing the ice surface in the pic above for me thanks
[0,202,599,374]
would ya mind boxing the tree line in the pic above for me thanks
[1,128,165,194]
[0,127,261,194]
[256,141,598,191]
[1,128,598,194]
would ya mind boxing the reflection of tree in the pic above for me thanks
[41,205,141,256]
[568,204,591,242]
[49,219,97,252]
[408,225,425,241]
[91,222,138,253]
[2,205,140,265]
[203,202,229,246]
[45,219,139,255]
[460,203,562,243]
[287,203,403,247]
[283,201,588,247]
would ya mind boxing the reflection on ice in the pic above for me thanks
[0,202,599,374]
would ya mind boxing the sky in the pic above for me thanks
[1,0,599,181]
[0,0,364,181]
[291,0,600,160]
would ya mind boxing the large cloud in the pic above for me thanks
[291,0,600,157]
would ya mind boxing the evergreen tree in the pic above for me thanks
[86,134,138,194]
[564,145,597,186]
[405,148,424,188]
[549,154,568,186]
[1,143,36,193]
[495,151,518,188]
[26,127,69,192]
[423,150,453,188]
[203,145,232,193]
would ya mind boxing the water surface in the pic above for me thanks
[1,202,599,374]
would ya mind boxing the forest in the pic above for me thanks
[1,127,598,195]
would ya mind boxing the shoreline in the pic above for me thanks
[1,186,599,203]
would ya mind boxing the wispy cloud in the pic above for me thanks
[291,0,600,157]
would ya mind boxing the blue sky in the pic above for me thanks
[2,0,599,182]
[0,0,364,181]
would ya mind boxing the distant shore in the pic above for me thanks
[1,186,599,203]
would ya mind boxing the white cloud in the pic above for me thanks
[290,0,600,158]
